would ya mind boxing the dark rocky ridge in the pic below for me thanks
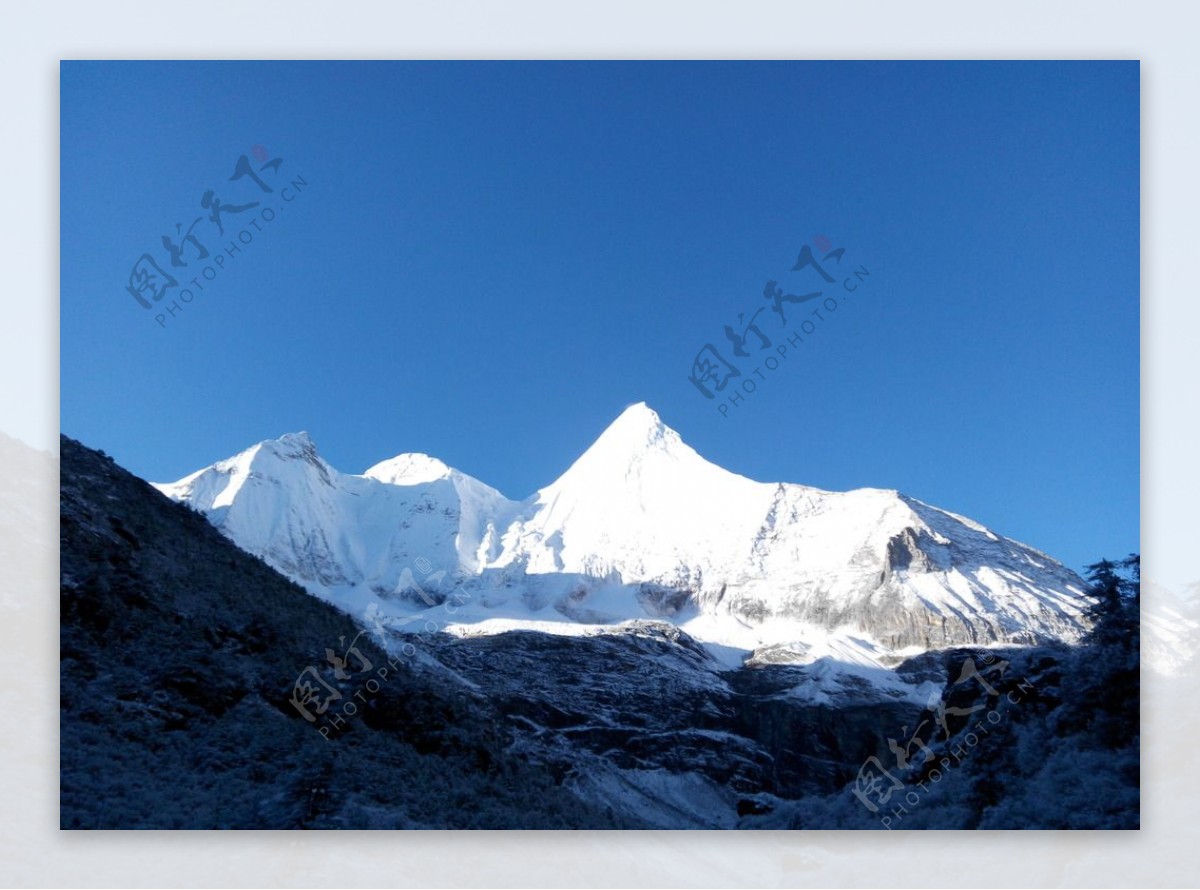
[59,435,613,828]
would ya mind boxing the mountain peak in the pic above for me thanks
[363,452,453,485]
[259,431,318,457]
[536,402,721,507]
[614,400,663,427]
[278,431,314,446]
[590,402,677,454]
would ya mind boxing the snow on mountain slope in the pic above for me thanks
[154,403,1094,664]
[487,403,1090,651]
[155,431,519,604]
[494,402,783,580]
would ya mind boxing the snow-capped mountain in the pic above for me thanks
[154,402,1093,664]
[154,430,517,601]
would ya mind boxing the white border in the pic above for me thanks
[4,1,1193,886]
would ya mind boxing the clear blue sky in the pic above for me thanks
[61,61,1139,575]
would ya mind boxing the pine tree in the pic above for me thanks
[1083,556,1139,648]
[1075,554,1140,747]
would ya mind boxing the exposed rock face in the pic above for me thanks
[153,404,1094,661]
[408,622,942,826]
[886,527,934,574]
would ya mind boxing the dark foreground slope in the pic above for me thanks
[60,435,1138,829]
[60,436,613,828]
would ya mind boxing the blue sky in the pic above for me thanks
[61,61,1139,575]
